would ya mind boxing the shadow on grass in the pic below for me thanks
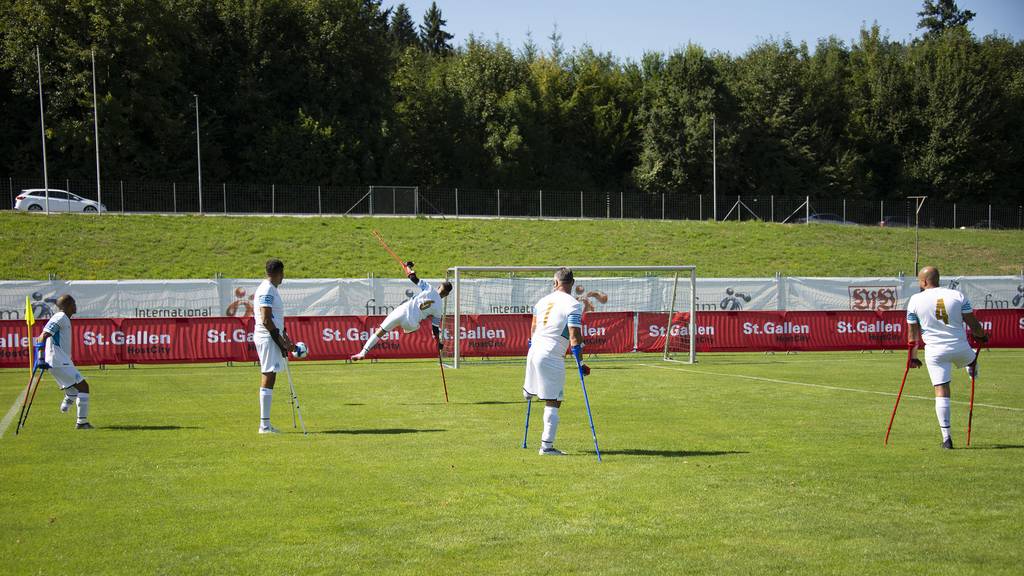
[397,400,523,406]
[319,428,446,435]
[967,444,1024,450]
[103,425,200,431]
[594,449,748,458]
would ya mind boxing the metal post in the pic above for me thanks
[318,185,322,215]
[368,185,373,215]
[842,199,846,223]
[539,189,543,218]
[620,191,623,219]
[497,189,500,217]
[392,187,396,215]
[453,267,461,368]
[91,49,101,211]
[771,195,774,222]
[988,205,991,230]
[414,186,419,215]
[194,95,202,214]
[661,193,665,220]
[909,196,927,274]
[880,200,884,224]
[712,114,717,221]
[699,194,702,220]
[36,46,50,214]
[8,177,12,209]
[580,190,584,219]
[805,196,810,224]
[606,193,610,219]
[455,187,459,217]
[737,195,741,222]
[173,182,177,213]
[272,184,275,214]
[223,183,226,214]
[120,180,124,213]
[953,203,956,229]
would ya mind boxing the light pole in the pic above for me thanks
[36,46,49,214]
[909,196,927,274]
[194,94,202,213]
[712,114,717,222]
[91,49,101,211]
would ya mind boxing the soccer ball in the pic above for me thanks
[292,342,309,359]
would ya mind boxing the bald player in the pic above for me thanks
[906,266,988,449]
[34,295,93,429]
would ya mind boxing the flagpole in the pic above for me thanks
[36,46,49,214]
[92,48,102,211]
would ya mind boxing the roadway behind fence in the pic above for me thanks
[6,176,1022,229]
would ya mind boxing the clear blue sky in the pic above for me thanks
[387,0,1024,60]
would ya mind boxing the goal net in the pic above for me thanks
[441,266,697,368]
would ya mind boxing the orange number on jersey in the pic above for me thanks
[541,302,555,326]
[935,298,950,325]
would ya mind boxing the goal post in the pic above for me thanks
[441,265,697,368]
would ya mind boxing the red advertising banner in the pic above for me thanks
[1,309,1022,368]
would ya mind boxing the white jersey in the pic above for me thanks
[531,290,583,355]
[253,279,285,337]
[392,280,443,332]
[42,311,73,364]
[906,287,974,352]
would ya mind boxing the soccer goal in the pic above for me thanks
[441,265,697,368]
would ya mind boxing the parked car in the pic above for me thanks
[13,189,107,213]
[796,212,856,225]
[878,216,908,227]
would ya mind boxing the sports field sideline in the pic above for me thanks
[2,350,1021,575]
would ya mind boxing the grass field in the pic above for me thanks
[2,351,1022,575]
[1,211,1021,279]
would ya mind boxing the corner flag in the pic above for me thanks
[25,296,34,372]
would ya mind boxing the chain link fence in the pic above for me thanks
[6,176,1022,229]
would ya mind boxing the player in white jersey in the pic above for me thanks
[254,259,296,434]
[523,268,585,456]
[906,266,988,449]
[34,295,93,429]
[351,262,451,361]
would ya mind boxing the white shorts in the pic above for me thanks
[523,347,566,401]
[924,344,976,386]
[381,307,418,333]
[255,336,285,374]
[48,361,84,390]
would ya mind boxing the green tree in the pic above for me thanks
[389,3,419,50]
[419,1,453,56]
[917,0,976,38]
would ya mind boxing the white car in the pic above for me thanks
[13,189,107,213]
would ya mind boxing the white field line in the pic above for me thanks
[0,390,26,439]
[639,363,1024,412]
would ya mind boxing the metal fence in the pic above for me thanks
[6,176,1022,229]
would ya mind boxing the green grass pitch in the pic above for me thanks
[1,351,1022,574]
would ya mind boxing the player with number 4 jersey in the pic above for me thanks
[905,266,988,449]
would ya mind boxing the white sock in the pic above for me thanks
[260,388,273,427]
[541,406,560,449]
[935,397,951,441]
[76,393,90,424]
[362,332,380,354]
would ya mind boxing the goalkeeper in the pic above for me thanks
[522,267,586,456]
[351,262,451,361]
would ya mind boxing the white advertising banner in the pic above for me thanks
[0,275,1020,319]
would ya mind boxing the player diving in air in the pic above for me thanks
[351,262,452,361]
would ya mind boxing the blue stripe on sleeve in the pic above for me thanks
[419,279,430,291]
[43,320,58,335]
[258,295,274,306]
[567,313,582,327]
[906,311,919,323]
[961,299,973,313]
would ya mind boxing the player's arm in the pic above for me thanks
[405,261,429,290]
[906,306,923,368]
[962,312,988,343]
[568,305,585,360]
[431,316,443,350]
[261,306,294,353]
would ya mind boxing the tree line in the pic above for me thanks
[1,0,1021,203]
